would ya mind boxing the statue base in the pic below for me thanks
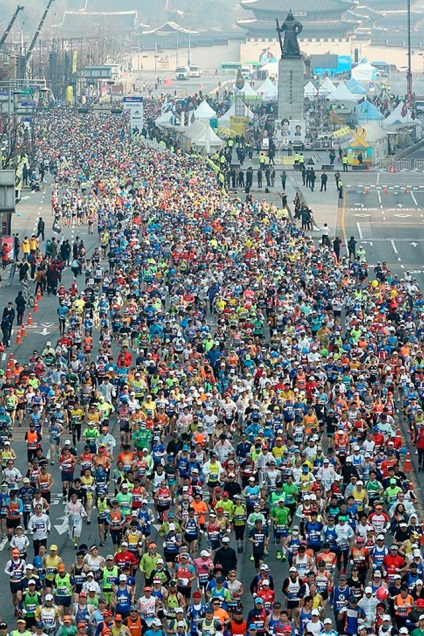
[277,57,304,121]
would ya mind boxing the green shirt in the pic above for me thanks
[271,505,291,528]
[282,483,299,505]
[140,553,161,578]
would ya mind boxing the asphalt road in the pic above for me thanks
[0,181,276,627]
[341,172,424,287]
[1,161,422,627]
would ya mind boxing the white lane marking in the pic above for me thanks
[378,192,382,205]
[356,222,363,239]
[411,192,418,205]
[391,240,398,254]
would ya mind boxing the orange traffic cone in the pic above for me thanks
[404,451,412,471]
[36,290,42,301]
[33,298,39,313]
[5,365,12,379]
[384,186,388,194]
[404,187,408,194]
[365,187,369,194]
[15,330,22,344]
[27,312,32,326]
[20,324,26,338]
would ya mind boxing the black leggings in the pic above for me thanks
[337,548,349,571]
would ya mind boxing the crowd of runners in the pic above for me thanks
[0,108,423,636]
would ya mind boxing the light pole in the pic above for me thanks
[407,0,413,98]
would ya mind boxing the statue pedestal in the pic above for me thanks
[277,57,304,121]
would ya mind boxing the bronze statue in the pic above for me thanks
[276,11,303,59]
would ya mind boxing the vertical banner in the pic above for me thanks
[72,50,78,74]
[123,97,144,133]
[2,236,14,262]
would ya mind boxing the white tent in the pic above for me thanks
[330,82,358,103]
[351,61,377,82]
[321,77,336,97]
[183,120,224,154]
[304,81,318,99]
[233,82,261,101]
[194,100,216,120]
[257,77,277,100]
[383,102,417,128]
[218,101,254,128]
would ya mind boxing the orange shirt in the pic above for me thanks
[191,500,208,525]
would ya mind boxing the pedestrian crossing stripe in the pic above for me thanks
[347,184,424,190]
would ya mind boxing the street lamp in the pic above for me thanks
[407,0,413,98]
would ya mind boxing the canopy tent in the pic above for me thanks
[304,81,318,99]
[182,120,223,154]
[346,78,367,95]
[355,100,384,124]
[320,77,336,97]
[194,100,216,120]
[257,77,277,101]
[218,101,254,128]
[233,81,261,101]
[351,61,377,82]
[383,101,417,128]
[340,121,388,165]
[330,82,358,103]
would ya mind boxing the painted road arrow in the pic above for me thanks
[54,515,69,535]
[410,242,419,247]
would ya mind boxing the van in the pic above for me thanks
[416,100,424,114]
[189,65,201,78]
[241,64,252,78]
[175,66,189,80]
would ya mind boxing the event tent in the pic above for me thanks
[218,101,254,128]
[382,102,417,127]
[355,100,384,123]
[182,120,223,153]
[330,82,358,103]
[194,100,216,120]
[234,81,261,101]
[257,77,277,100]
[351,61,377,82]
[304,81,318,99]
[346,78,367,95]
[320,77,336,96]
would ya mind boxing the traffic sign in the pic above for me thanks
[21,88,33,95]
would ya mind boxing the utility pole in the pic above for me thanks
[407,0,413,99]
